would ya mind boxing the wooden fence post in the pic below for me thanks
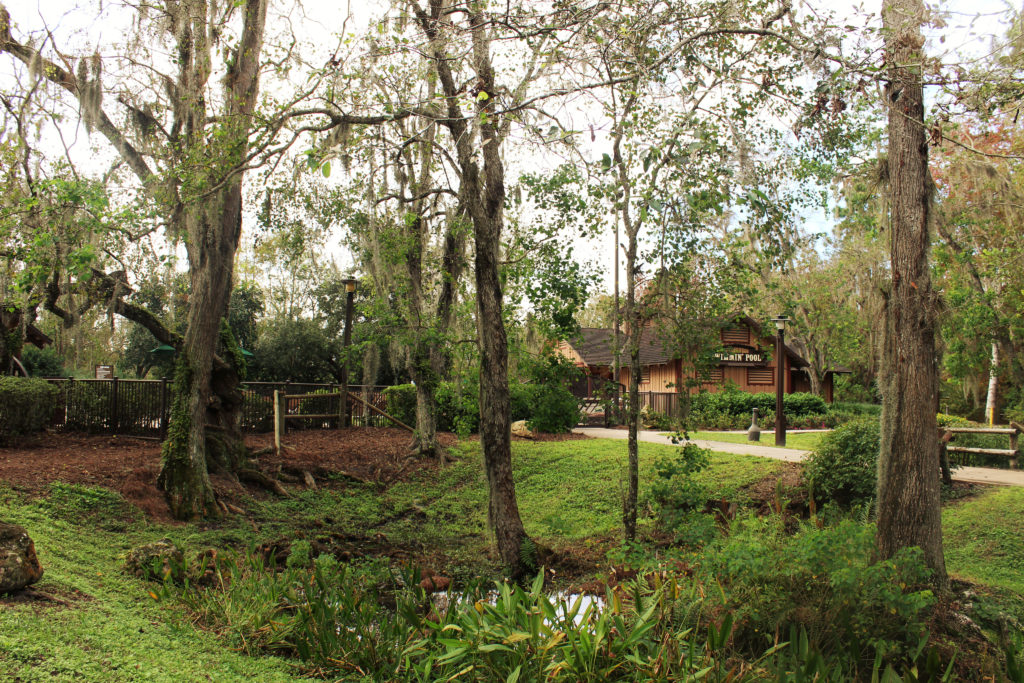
[273,390,283,456]
[342,385,350,428]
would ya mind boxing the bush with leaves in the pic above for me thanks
[645,441,712,541]
[0,376,57,442]
[696,517,934,663]
[518,350,582,433]
[21,347,65,377]
[384,382,480,436]
[803,418,880,508]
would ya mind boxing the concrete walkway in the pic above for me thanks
[575,427,1024,488]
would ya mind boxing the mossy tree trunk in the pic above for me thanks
[152,0,268,519]
[877,0,947,587]
[3,0,266,519]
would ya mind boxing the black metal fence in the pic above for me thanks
[44,378,391,438]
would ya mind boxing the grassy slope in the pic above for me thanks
[943,485,1024,594]
[688,430,825,451]
[245,438,783,572]
[0,484,300,682]
[0,438,780,680]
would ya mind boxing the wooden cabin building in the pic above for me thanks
[557,316,844,404]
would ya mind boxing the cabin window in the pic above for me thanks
[722,327,748,344]
[700,368,723,384]
[642,367,651,384]
[747,367,774,385]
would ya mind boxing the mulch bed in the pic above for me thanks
[0,428,452,521]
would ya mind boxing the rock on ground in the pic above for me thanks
[125,539,185,582]
[511,420,536,439]
[0,522,44,594]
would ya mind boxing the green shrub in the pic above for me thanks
[785,392,829,416]
[509,382,533,422]
[645,441,711,541]
[0,376,58,442]
[831,401,882,417]
[21,347,65,377]
[385,352,580,435]
[697,517,934,661]
[803,418,879,508]
[385,382,481,436]
[383,383,417,426]
[518,350,582,433]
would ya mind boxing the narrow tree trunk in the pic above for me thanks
[412,0,529,576]
[985,341,998,425]
[623,239,640,541]
[407,343,441,457]
[877,0,947,586]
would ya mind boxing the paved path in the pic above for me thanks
[575,427,1024,488]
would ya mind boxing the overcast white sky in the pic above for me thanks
[2,0,1018,295]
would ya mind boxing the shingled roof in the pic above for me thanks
[568,327,684,366]
[566,322,814,369]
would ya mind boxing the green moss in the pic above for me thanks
[219,317,247,381]
[159,356,193,473]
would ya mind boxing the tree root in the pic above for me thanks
[237,468,291,497]
[280,464,369,485]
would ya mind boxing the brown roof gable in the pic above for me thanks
[566,317,812,369]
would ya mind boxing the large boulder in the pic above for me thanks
[511,420,536,439]
[0,522,44,594]
[125,539,185,582]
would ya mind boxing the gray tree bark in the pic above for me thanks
[876,0,947,586]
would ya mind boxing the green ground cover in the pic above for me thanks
[687,430,826,451]
[0,484,300,682]
[1,437,1022,680]
[943,485,1024,595]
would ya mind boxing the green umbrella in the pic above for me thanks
[239,348,255,358]
[149,344,176,358]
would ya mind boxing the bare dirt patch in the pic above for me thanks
[0,428,451,521]
[0,584,92,610]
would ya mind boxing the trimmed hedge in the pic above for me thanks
[690,390,827,419]
[0,376,57,443]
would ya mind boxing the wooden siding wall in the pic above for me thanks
[556,340,586,366]
[558,322,837,402]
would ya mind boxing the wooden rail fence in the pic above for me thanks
[938,422,1022,484]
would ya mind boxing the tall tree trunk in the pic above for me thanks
[611,97,641,542]
[877,0,947,586]
[158,194,244,518]
[156,0,268,519]
[413,0,529,575]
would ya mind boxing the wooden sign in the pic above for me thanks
[713,351,765,365]
[94,365,115,380]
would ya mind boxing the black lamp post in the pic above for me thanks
[771,315,789,447]
[340,277,357,428]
